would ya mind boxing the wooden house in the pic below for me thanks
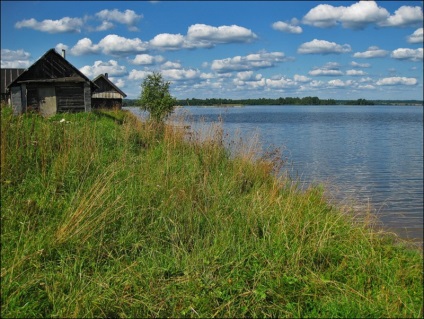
[7,48,97,116]
[91,73,127,109]
[1,68,25,103]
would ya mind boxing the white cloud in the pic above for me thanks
[294,74,311,82]
[298,39,351,54]
[391,48,423,61]
[350,61,371,68]
[109,77,125,88]
[376,77,418,86]
[95,21,114,32]
[130,54,164,65]
[79,60,127,78]
[15,17,84,33]
[211,51,287,73]
[310,80,325,87]
[128,69,153,81]
[98,34,148,55]
[95,9,142,31]
[302,1,389,29]
[1,49,31,68]
[149,24,257,50]
[162,68,200,81]
[266,77,296,88]
[308,62,343,76]
[353,46,389,58]
[328,79,348,87]
[70,38,100,55]
[187,24,257,43]
[407,28,423,44]
[340,1,390,29]
[161,61,183,69]
[346,69,367,76]
[68,35,148,56]
[309,69,343,76]
[380,5,423,27]
[149,33,185,50]
[272,21,302,34]
[55,43,69,54]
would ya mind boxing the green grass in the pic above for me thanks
[1,105,422,318]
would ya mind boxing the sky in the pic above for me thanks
[1,1,423,100]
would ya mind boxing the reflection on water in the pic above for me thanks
[126,105,423,243]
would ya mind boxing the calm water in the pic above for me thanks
[127,105,423,242]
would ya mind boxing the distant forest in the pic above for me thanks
[123,97,423,107]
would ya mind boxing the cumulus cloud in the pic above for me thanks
[293,74,311,82]
[162,68,200,81]
[298,39,351,54]
[1,49,31,68]
[94,21,114,32]
[130,54,164,65]
[65,34,149,56]
[55,43,69,54]
[187,24,258,43]
[302,1,423,29]
[350,61,371,68]
[15,17,84,33]
[161,61,182,69]
[95,9,142,31]
[70,38,100,55]
[346,69,367,76]
[407,28,423,43]
[211,51,287,73]
[79,60,127,78]
[149,24,258,50]
[309,69,343,76]
[376,77,418,86]
[391,48,423,61]
[328,79,349,87]
[380,5,423,27]
[128,69,153,81]
[266,77,296,88]
[99,34,149,55]
[149,33,185,50]
[302,1,389,29]
[272,20,302,34]
[353,46,389,58]
[308,62,343,76]
[109,77,125,88]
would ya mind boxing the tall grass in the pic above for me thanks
[1,104,422,318]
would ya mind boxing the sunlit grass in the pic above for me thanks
[1,104,422,318]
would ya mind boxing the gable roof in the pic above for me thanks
[1,68,25,95]
[92,74,127,98]
[7,48,97,90]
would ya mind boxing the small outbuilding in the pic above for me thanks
[91,73,127,109]
[7,48,97,116]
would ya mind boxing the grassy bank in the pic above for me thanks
[1,105,422,318]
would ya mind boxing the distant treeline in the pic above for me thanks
[123,97,423,107]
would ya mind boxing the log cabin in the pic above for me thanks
[7,48,97,116]
[91,73,127,109]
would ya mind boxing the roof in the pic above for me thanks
[1,68,25,95]
[92,74,127,98]
[7,48,97,90]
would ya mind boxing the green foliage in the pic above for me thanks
[139,72,177,122]
[1,105,423,318]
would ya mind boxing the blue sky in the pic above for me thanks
[1,1,423,100]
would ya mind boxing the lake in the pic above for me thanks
[126,105,423,243]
